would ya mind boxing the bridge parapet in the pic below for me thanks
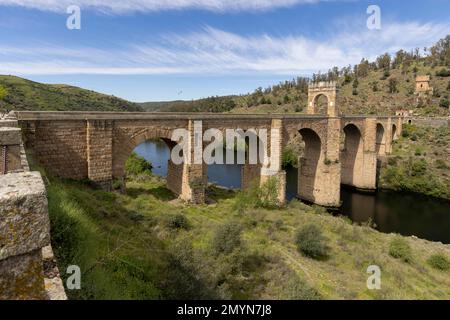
[0,114,66,300]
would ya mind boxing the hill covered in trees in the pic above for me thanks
[0,75,143,112]
[144,35,450,116]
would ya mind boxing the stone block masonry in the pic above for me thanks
[0,172,50,299]
[0,113,66,300]
[17,112,402,208]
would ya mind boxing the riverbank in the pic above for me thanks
[379,124,450,200]
[43,169,450,300]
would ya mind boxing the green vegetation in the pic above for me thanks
[212,221,243,255]
[165,214,190,231]
[389,238,413,263]
[234,178,280,212]
[282,148,298,168]
[39,165,450,299]
[380,124,450,200]
[125,152,152,176]
[283,277,322,300]
[295,224,330,260]
[427,254,450,271]
[0,75,142,112]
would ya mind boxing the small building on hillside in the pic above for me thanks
[395,109,413,117]
[415,75,433,97]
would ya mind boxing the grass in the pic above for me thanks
[42,171,450,300]
[389,238,413,263]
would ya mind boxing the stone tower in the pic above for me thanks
[415,75,433,97]
[307,81,339,117]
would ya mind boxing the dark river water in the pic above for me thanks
[135,140,450,244]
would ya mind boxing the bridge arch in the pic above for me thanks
[112,128,175,180]
[311,94,330,115]
[341,124,364,188]
[297,128,323,203]
[392,124,398,141]
[375,123,386,156]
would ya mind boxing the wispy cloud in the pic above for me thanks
[1,21,449,76]
[0,0,328,13]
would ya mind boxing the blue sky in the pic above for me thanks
[0,0,449,102]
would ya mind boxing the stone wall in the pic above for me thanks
[17,112,402,208]
[0,113,66,300]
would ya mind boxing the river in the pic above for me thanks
[134,140,450,244]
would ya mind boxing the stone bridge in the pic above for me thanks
[15,111,402,207]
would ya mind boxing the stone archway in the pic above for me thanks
[341,124,364,188]
[307,81,338,117]
[297,128,322,203]
[112,128,175,180]
[392,124,398,141]
[375,123,386,156]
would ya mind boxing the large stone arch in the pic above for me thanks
[375,123,386,156]
[112,127,175,180]
[392,124,398,141]
[297,128,323,204]
[341,124,364,187]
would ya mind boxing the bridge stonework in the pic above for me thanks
[17,112,402,207]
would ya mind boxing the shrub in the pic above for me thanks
[439,98,449,109]
[258,177,280,209]
[125,152,152,176]
[212,221,243,255]
[295,224,330,259]
[234,178,280,211]
[427,254,450,271]
[389,238,413,263]
[284,277,322,300]
[436,68,450,77]
[282,148,298,168]
[166,214,190,230]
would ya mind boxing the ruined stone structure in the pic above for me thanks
[307,81,339,117]
[0,112,66,300]
[16,110,402,207]
[415,75,433,97]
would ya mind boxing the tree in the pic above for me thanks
[376,53,391,70]
[0,86,8,109]
[0,86,7,100]
[388,76,399,93]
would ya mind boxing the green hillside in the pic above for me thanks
[142,35,450,116]
[0,75,143,112]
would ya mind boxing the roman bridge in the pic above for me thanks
[13,111,402,207]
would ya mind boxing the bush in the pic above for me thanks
[282,148,298,168]
[427,254,450,271]
[258,177,280,209]
[125,152,152,176]
[166,214,190,230]
[411,159,427,176]
[439,98,449,109]
[389,238,413,263]
[234,178,280,212]
[284,277,322,300]
[212,221,243,255]
[295,224,330,259]
[436,68,450,77]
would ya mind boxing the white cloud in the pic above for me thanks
[0,21,449,76]
[0,0,326,13]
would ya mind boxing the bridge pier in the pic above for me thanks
[87,120,113,190]
[298,118,341,207]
